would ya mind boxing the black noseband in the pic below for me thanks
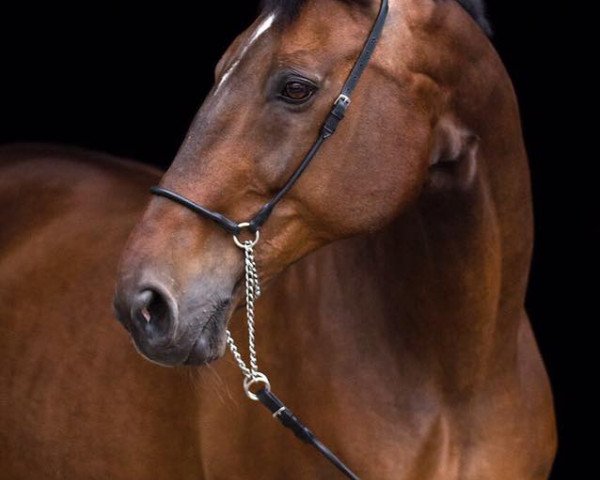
[150,187,243,234]
[150,0,389,237]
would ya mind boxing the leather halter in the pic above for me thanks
[151,0,389,236]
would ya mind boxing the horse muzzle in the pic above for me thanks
[113,280,231,366]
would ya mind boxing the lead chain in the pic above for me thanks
[226,237,263,381]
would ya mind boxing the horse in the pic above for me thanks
[0,0,556,478]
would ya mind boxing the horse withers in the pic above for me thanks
[1,1,556,478]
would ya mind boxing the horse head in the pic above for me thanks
[114,0,494,365]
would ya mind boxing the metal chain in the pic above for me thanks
[226,236,262,380]
[229,228,271,400]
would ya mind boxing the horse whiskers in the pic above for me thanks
[203,364,229,406]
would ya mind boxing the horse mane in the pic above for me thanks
[455,0,492,35]
[261,0,493,36]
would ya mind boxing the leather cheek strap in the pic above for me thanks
[150,0,389,236]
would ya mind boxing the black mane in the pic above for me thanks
[262,0,492,36]
[455,0,492,35]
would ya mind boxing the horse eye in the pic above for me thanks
[280,81,316,103]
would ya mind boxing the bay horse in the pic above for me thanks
[0,0,556,478]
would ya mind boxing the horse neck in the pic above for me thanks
[261,202,480,395]
[256,12,533,399]
[263,107,532,402]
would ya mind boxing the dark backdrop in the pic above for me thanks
[0,1,587,478]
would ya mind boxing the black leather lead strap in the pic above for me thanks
[150,0,389,235]
[256,388,361,480]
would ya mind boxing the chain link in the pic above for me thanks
[226,237,263,381]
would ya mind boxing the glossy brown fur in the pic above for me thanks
[0,145,203,479]
[1,0,556,478]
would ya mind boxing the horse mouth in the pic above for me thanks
[183,334,221,365]
[184,340,208,365]
[183,299,231,366]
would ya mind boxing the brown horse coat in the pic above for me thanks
[1,0,556,478]
[0,146,203,479]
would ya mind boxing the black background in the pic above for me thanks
[0,1,588,478]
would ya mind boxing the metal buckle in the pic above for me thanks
[335,94,351,107]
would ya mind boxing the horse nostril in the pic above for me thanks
[132,288,173,339]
